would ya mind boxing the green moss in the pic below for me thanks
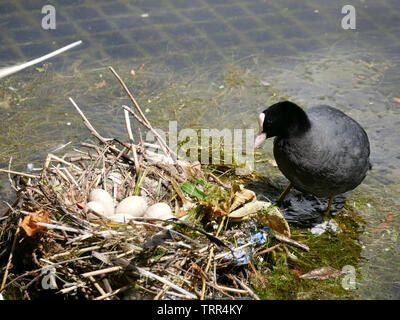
[251,206,364,300]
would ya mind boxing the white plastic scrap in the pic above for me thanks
[310,220,341,236]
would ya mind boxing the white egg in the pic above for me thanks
[84,201,106,220]
[144,202,174,220]
[88,189,115,216]
[115,196,148,217]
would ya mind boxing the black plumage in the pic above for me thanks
[255,101,371,209]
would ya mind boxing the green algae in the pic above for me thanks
[251,210,364,300]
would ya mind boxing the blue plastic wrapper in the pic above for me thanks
[225,220,270,265]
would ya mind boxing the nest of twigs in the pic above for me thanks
[0,67,307,300]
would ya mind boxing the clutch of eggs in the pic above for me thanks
[84,189,115,219]
[84,189,173,222]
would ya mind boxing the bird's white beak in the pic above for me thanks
[255,132,267,148]
[255,112,266,148]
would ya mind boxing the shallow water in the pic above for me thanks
[1,0,400,299]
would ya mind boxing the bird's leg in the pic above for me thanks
[277,183,292,203]
[325,195,334,217]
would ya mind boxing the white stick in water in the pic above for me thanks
[0,40,82,79]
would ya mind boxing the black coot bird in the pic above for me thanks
[255,101,371,215]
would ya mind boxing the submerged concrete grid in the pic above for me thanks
[0,0,399,68]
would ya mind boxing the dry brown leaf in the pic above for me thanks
[229,184,256,212]
[300,266,342,280]
[19,209,51,237]
[228,200,271,220]
[228,201,291,239]
[179,160,205,179]
[393,97,400,104]
[230,183,241,199]
[372,214,394,232]
[256,206,291,238]
[94,80,106,89]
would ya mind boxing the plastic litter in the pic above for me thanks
[225,220,270,265]
[310,219,340,236]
